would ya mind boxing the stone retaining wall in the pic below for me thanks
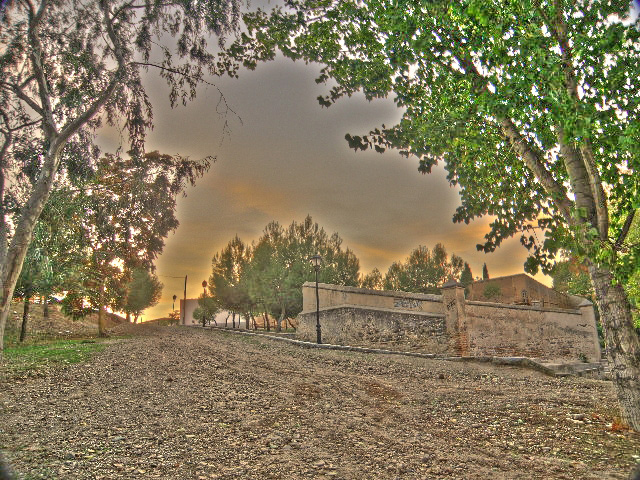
[297,305,449,354]
[298,282,601,362]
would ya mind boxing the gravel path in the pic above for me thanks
[1,325,638,479]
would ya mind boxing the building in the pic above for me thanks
[466,273,575,309]
[179,299,246,328]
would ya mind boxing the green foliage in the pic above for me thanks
[623,216,640,329]
[14,189,86,304]
[482,263,489,281]
[483,283,502,300]
[0,0,242,349]
[229,0,640,284]
[551,259,593,297]
[61,291,94,321]
[460,262,473,288]
[209,235,253,319]
[361,268,384,290]
[382,243,465,294]
[124,268,163,321]
[213,216,360,327]
[193,296,220,326]
[62,151,208,317]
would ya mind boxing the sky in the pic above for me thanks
[100,55,550,321]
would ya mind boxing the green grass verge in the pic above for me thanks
[1,339,107,379]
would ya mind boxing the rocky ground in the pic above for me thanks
[1,325,639,479]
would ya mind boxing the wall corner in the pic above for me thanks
[442,281,468,355]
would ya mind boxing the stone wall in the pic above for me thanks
[463,301,600,362]
[298,281,601,362]
[301,283,443,315]
[297,306,449,354]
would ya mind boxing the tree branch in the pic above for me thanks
[501,118,573,223]
[615,210,636,251]
[550,0,609,238]
[55,3,125,146]
[450,53,573,223]
[27,0,57,138]
[133,62,242,124]
[1,82,44,117]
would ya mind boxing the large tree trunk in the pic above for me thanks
[98,305,107,337]
[0,143,66,352]
[589,265,640,431]
[43,297,49,319]
[276,310,284,333]
[19,299,30,343]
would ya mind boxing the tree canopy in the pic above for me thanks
[229,0,640,429]
[124,268,163,323]
[210,216,360,331]
[382,243,464,294]
[0,0,243,350]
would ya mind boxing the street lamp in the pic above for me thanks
[309,254,322,344]
[172,294,177,311]
[202,280,208,298]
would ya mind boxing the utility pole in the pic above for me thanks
[183,275,187,325]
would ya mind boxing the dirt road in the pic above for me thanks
[1,326,638,479]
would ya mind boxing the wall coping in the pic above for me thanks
[302,282,442,302]
[466,299,582,315]
[299,303,446,318]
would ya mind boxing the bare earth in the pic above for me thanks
[1,325,639,479]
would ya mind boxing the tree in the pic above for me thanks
[209,235,252,328]
[382,262,405,292]
[551,258,592,298]
[381,243,464,294]
[0,0,242,351]
[124,268,163,323]
[483,283,502,301]
[13,245,38,343]
[193,295,220,327]
[460,262,473,288]
[232,0,640,429]
[63,151,208,335]
[235,216,360,331]
[482,263,490,281]
[361,268,384,290]
[12,189,86,340]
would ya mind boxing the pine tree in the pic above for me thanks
[460,262,473,287]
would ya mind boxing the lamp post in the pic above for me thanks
[309,254,322,344]
[172,295,177,311]
[202,280,208,298]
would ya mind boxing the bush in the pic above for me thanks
[483,283,502,300]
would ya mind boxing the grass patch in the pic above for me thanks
[1,339,107,380]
